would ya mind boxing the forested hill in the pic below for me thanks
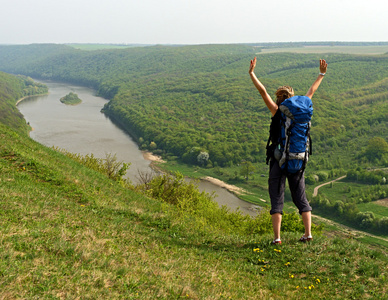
[0,71,48,133]
[0,44,387,169]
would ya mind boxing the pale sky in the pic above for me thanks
[1,0,387,45]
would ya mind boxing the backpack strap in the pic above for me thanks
[266,109,282,165]
[308,123,312,155]
[298,121,311,181]
[278,116,292,168]
[265,136,272,165]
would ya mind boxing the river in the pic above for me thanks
[17,80,259,216]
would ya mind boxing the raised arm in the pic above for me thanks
[249,57,278,116]
[305,59,328,99]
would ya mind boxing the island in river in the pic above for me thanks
[60,92,82,105]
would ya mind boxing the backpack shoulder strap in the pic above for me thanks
[265,109,282,165]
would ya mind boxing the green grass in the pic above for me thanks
[159,158,388,243]
[357,201,388,219]
[313,180,355,201]
[357,235,388,249]
[1,124,388,298]
[313,180,388,219]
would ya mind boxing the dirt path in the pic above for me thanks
[313,175,347,197]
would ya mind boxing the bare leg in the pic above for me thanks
[301,211,312,237]
[272,213,282,240]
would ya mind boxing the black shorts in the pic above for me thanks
[268,160,312,215]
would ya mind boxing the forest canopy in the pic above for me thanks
[0,43,387,169]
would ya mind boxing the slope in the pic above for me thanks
[0,72,387,299]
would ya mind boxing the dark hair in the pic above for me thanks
[275,86,294,105]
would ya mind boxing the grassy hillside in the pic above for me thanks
[0,108,387,299]
[0,72,387,298]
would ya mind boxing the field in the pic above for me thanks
[66,43,152,51]
[258,45,388,55]
[67,43,388,55]
[358,200,388,219]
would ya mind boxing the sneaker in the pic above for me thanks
[299,235,313,243]
[272,239,282,245]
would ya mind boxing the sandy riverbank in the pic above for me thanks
[15,93,49,106]
[202,176,246,195]
[142,151,166,163]
[141,151,247,195]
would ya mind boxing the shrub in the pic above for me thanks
[356,211,376,229]
[135,171,321,236]
[305,174,316,185]
[376,217,388,231]
[316,171,329,182]
[54,148,130,182]
[334,200,345,214]
[280,212,305,232]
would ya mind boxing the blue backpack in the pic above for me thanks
[266,96,313,174]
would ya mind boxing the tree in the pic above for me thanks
[149,141,157,150]
[240,161,256,181]
[197,151,209,166]
[364,137,388,161]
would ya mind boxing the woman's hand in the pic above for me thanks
[249,56,278,115]
[249,57,257,74]
[319,59,328,74]
[306,59,328,99]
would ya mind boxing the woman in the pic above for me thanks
[249,57,328,244]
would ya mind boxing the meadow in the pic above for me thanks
[1,116,387,299]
